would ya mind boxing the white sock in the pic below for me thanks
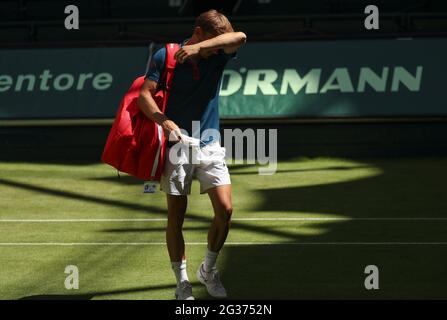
[171,260,189,284]
[203,249,219,272]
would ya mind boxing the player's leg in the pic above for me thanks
[196,185,232,298]
[194,141,232,298]
[166,194,194,300]
[207,184,233,253]
[166,194,187,262]
[160,146,194,300]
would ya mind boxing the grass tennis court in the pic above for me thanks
[0,157,446,299]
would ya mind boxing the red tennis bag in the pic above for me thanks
[101,43,180,181]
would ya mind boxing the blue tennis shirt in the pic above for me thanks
[145,42,236,145]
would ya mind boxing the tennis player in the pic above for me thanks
[138,10,246,300]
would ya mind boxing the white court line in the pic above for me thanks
[0,217,446,222]
[0,242,446,246]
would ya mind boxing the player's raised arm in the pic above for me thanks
[174,32,246,63]
[198,31,247,54]
[174,11,246,64]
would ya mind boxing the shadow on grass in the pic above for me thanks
[102,226,209,233]
[19,283,183,300]
[213,158,447,299]
[2,158,447,299]
[228,165,373,176]
[87,163,259,185]
[88,175,143,186]
[0,176,301,244]
[0,177,165,215]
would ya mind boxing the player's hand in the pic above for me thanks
[161,119,182,142]
[174,44,200,64]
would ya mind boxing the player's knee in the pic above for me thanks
[225,206,233,221]
[216,204,233,224]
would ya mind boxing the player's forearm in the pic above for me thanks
[137,92,168,125]
[197,32,246,51]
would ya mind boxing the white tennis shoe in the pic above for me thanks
[175,280,195,300]
[196,262,227,299]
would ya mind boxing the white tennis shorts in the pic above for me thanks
[160,140,231,195]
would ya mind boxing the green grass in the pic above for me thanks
[0,157,446,299]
